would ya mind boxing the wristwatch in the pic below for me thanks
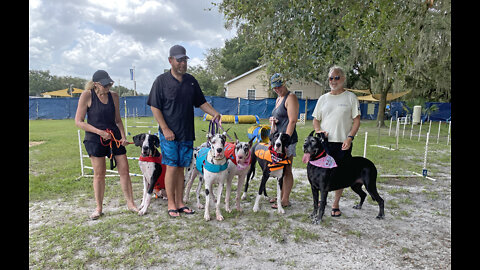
[348,135,355,141]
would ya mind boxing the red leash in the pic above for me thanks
[99,129,133,169]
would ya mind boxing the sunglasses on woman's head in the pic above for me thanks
[329,76,341,81]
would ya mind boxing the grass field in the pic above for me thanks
[29,117,451,269]
[29,117,451,201]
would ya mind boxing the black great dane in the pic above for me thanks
[303,131,385,224]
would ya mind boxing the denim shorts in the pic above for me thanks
[158,133,194,167]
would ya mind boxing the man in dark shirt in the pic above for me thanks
[147,44,221,218]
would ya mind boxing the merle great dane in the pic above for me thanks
[303,131,385,224]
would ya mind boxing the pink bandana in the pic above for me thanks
[309,154,337,168]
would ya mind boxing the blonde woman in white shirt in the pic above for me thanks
[311,66,361,217]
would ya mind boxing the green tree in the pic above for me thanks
[221,31,262,77]
[217,0,450,126]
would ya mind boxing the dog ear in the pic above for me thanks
[133,134,145,146]
[234,132,240,144]
[308,130,315,137]
[248,136,255,147]
[152,135,160,148]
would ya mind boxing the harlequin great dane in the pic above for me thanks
[184,132,229,221]
[132,133,166,216]
[246,132,292,214]
[302,131,385,224]
[223,133,255,212]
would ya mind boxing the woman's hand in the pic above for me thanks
[342,137,352,150]
[99,130,112,140]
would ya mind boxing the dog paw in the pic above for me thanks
[241,193,247,200]
[216,215,224,221]
[197,203,204,209]
[277,208,285,214]
[312,218,321,225]
[353,204,362,209]
[376,214,385,219]
[204,214,211,221]
[226,207,232,213]
[138,208,147,216]
[236,206,243,212]
[252,205,259,212]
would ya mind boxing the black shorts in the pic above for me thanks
[83,140,126,157]
[326,142,353,165]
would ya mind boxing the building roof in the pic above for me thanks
[224,64,266,86]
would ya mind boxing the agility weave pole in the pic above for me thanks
[124,99,159,136]
[361,129,438,181]
[77,130,144,179]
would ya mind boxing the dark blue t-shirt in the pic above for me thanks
[147,70,207,141]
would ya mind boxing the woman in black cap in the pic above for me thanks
[75,70,138,220]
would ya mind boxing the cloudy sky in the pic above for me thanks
[29,0,237,94]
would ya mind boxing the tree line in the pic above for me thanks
[29,70,138,97]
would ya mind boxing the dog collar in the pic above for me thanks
[139,155,162,164]
[268,145,286,163]
[309,150,326,161]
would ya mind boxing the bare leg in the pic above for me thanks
[165,165,180,217]
[280,159,294,207]
[90,156,106,219]
[115,154,138,212]
[332,189,344,216]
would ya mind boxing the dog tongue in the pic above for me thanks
[302,153,311,164]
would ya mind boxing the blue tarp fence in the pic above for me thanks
[29,96,451,122]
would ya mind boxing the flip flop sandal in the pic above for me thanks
[167,209,179,218]
[177,206,195,215]
[90,211,104,220]
[331,208,342,217]
[271,203,291,209]
[269,198,277,203]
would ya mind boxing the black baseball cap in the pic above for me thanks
[169,45,189,60]
[92,70,114,86]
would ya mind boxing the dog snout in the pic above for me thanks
[216,148,223,154]
[275,142,281,148]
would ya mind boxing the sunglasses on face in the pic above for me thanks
[329,76,341,81]
[175,57,188,63]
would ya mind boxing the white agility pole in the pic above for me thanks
[436,121,442,144]
[388,115,393,136]
[402,115,408,138]
[396,119,400,150]
[422,132,430,178]
[78,129,85,177]
[363,132,368,158]
[447,121,451,146]
[124,99,128,136]
[418,119,423,142]
[409,119,414,140]
[427,120,432,137]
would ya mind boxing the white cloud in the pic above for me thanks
[29,0,237,94]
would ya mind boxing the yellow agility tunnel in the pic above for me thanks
[203,114,260,124]
[247,125,271,143]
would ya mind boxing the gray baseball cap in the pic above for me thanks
[169,44,189,60]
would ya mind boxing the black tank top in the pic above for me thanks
[271,91,298,144]
[84,89,121,142]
